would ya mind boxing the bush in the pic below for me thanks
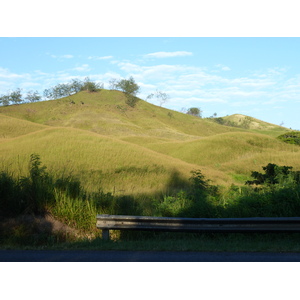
[245,163,300,186]
[277,131,300,145]
[0,171,24,216]
[187,107,202,118]
[80,77,103,92]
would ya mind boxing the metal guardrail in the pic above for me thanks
[96,214,300,240]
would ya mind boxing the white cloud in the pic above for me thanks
[230,77,276,87]
[230,100,258,107]
[222,66,231,71]
[48,54,74,60]
[88,55,113,60]
[72,64,91,72]
[215,64,231,71]
[0,67,29,79]
[144,51,193,58]
[62,54,74,59]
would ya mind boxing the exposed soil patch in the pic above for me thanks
[0,214,81,242]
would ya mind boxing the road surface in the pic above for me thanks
[1,250,300,262]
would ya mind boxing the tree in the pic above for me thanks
[245,163,300,186]
[0,89,23,105]
[146,90,170,107]
[43,83,72,99]
[43,88,54,100]
[43,78,103,100]
[69,79,84,94]
[108,78,118,90]
[25,90,41,102]
[10,88,23,104]
[187,107,202,118]
[156,90,170,106]
[0,95,10,106]
[115,76,140,107]
[80,77,103,92]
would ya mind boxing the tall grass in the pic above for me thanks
[2,155,300,249]
[0,126,198,194]
[1,90,297,193]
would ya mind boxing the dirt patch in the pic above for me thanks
[0,214,81,239]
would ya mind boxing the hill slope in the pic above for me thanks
[0,89,297,192]
[0,90,242,140]
[219,114,289,137]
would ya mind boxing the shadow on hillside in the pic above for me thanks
[165,169,191,192]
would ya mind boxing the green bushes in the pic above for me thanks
[245,163,300,186]
[0,154,81,217]
[0,171,23,216]
[277,131,300,145]
[2,155,300,238]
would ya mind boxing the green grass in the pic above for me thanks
[0,126,199,194]
[2,232,300,252]
[2,154,300,252]
[0,89,297,192]
[64,232,300,252]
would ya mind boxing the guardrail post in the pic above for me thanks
[102,229,110,241]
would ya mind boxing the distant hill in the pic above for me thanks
[0,89,298,194]
[208,113,290,137]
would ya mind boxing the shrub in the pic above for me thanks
[277,131,300,145]
[80,77,103,92]
[245,163,300,186]
[187,107,202,117]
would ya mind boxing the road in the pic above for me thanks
[1,250,300,262]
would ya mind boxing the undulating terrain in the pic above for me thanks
[0,89,297,195]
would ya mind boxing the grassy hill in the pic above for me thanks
[0,89,297,194]
[221,114,289,137]
[0,90,240,139]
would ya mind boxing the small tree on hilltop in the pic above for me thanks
[81,77,103,92]
[146,90,170,107]
[187,107,202,118]
[25,90,41,102]
[0,89,24,105]
[115,76,140,107]
[10,88,23,105]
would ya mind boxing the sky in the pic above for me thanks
[1,37,300,129]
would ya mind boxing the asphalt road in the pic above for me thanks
[1,250,300,262]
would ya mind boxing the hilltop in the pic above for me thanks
[0,89,241,140]
[221,114,289,137]
[0,89,298,194]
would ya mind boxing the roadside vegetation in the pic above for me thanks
[0,84,299,251]
[1,154,300,250]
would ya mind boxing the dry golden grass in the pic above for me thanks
[0,90,296,192]
[0,114,46,139]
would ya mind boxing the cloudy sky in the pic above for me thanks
[1,37,300,129]
[1,1,300,130]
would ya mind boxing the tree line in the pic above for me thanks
[0,76,144,108]
[0,77,103,106]
[1,75,204,116]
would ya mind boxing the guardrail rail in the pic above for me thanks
[96,214,300,240]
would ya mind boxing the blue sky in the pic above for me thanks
[1,37,300,129]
